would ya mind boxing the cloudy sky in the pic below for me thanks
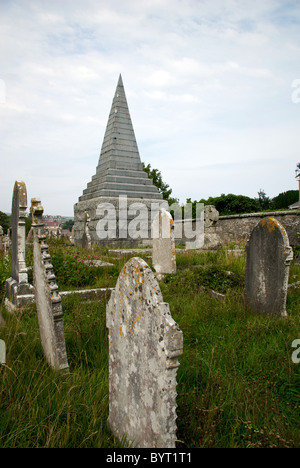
[1,0,300,216]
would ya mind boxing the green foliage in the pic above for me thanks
[272,190,299,209]
[142,162,179,205]
[0,252,10,297]
[0,301,116,448]
[62,219,74,232]
[255,189,273,211]
[163,264,243,295]
[0,212,10,234]
[0,245,299,448]
[187,193,260,217]
[49,246,119,290]
[25,216,32,237]
[189,188,299,217]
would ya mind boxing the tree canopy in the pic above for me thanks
[272,190,299,209]
[188,189,299,217]
[142,162,179,206]
[142,160,299,216]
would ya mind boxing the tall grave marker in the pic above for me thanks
[245,217,293,317]
[31,199,69,371]
[5,181,34,311]
[106,257,183,448]
[152,208,176,274]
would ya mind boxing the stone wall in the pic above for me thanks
[216,210,300,246]
[175,210,300,248]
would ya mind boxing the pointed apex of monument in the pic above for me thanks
[114,73,124,99]
[77,74,163,202]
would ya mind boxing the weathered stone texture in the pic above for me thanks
[175,209,300,248]
[245,217,293,317]
[74,75,163,247]
[152,208,176,274]
[5,181,34,311]
[74,196,166,248]
[81,211,92,249]
[216,211,300,246]
[106,257,183,448]
[32,201,69,371]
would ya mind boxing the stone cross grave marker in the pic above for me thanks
[152,208,176,274]
[31,199,69,371]
[245,217,293,317]
[106,257,183,448]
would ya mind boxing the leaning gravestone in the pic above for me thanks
[5,181,34,311]
[106,257,183,448]
[152,208,176,274]
[31,199,69,371]
[245,217,293,317]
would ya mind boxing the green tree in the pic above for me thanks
[272,190,299,209]
[187,194,260,217]
[0,211,10,233]
[142,162,178,206]
[255,189,273,211]
[62,219,74,232]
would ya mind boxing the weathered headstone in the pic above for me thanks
[106,257,183,448]
[31,199,69,371]
[152,208,176,274]
[245,217,293,317]
[0,339,6,364]
[81,211,92,249]
[203,205,221,250]
[5,181,34,311]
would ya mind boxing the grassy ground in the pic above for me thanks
[0,240,299,448]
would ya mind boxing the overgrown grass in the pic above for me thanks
[0,241,299,448]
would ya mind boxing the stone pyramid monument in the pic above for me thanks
[74,75,164,247]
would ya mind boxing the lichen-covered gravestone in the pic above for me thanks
[152,208,176,274]
[31,199,69,371]
[245,217,293,317]
[106,257,183,448]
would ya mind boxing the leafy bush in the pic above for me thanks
[163,264,243,295]
[50,247,119,289]
[0,252,10,298]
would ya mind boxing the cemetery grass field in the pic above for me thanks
[0,239,299,448]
